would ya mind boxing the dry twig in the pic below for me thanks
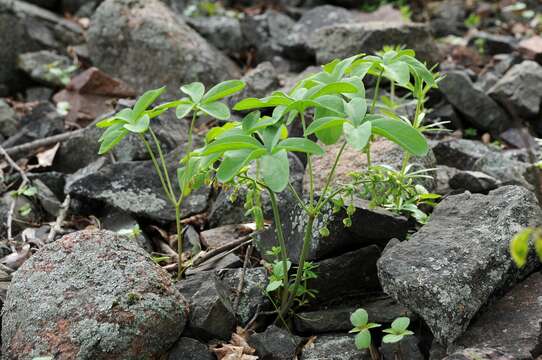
[47,195,71,243]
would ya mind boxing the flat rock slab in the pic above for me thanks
[443,348,516,360]
[2,230,187,359]
[378,186,542,345]
[452,272,542,359]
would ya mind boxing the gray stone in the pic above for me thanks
[488,60,542,119]
[241,10,295,63]
[309,245,381,304]
[187,253,242,275]
[214,267,270,325]
[33,178,61,217]
[248,325,302,360]
[309,22,441,66]
[472,151,534,189]
[186,15,242,56]
[87,0,240,97]
[2,230,186,358]
[378,185,542,345]
[66,149,210,222]
[380,336,424,360]
[0,99,19,138]
[439,71,510,133]
[17,50,73,87]
[451,272,542,359]
[176,272,236,340]
[301,334,371,360]
[25,0,58,9]
[432,139,496,170]
[0,0,84,94]
[443,348,516,360]
[435,165,461,195]
[449,170,499,193]
[168,337,214,360]
[26,86,54,102]
[469,32,517,55]
[229,61,279,107]
[428,0,466,37]
[101,209,153,253]
[294,296,411,334]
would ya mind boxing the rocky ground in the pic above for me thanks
[0,0,542,359]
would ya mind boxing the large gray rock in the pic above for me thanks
[378,186,542,345]
[87,0,240,96]
[186,15,242,56]
[248,325,302,360]
[228,61,279,107]
[168,337,214,360]
[301,334,371,360]
[2,230,186,358]
[439,71,510,133]
[66,148,209,222]
[309,22,440,66]
[451,272,542,359]
[488,60,542,119]
[428,0,466,37]
[0,0,84,95]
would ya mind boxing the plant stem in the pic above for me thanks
[140,134,174,204]
[175,203,184,280]
[317,141,346,209]
[300,112,315,207]
[268,191,290,308]
[369,343,380,360]
[149,128,176,203]
[367,70,383,169]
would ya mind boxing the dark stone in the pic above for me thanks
[26,86,54,102]
[469,32,517,55]
[100,209,153,253]
[435,165,461,195]
[301,334,371,360]
[378,186,542,345]
[449,170,499,193]
[87,0,240,97]
[294,296,411,334]
[439,71,510,133]
[228,61,279,107]
[248,325,302,360]
[428,0,467,37]
[2,230,186,358]
[168,337,214,360]
[0,99,19,138]
[309,245,381,304]
[380,336,424,360]
[186,15,242,56]
[452,272,542,359]
[432,139,495,170]
[17,50,73,87]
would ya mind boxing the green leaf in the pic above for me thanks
[202,80,245,103]
[313,95,345,145]
[123,114,150,133]
[261,124,284,152]
[355,329,371,350]
[350,308,368,327]
[345,97,367,126]
[234,95,292,111]
[382,334,404,344]
[217,149,266,182]
[511,228,532,268]
[344,121,371,151]
[98,123,128,154]
[383,61,410,86]
[176,102,195,119]
[535,230,542,263]
[132,87,166,118]
[202,135,264,155]
[304,117,347,136]
[391,317,410,332]
[266,280,282,293]
[198,101,230,120]
[181,82,205,103]
[306,81,358,99]
[371,117,428,156]
[148,99,190,118]
[242,111,261,133]
[261,150,289,192]
[276,138,324,155]
[96,108,133,128]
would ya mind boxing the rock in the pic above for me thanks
[427,103,463,131]
[27,171,66,199]
[428,0,466,37]
[439,71,510,133]
[26,86,54,102]
[451,272,542,358]
[432,139,495,170]
[200,224,245,249]
[229,61,279,106]
[518,36,542,64]
[443,348,516,360]
[488,60,542,119]
[309,245,381,304]
[294,296,411,334]
[186,15,242,56]
[186,253,242,275]
[0,99,19,138]
[215,267,270,325]
[26,0,58,9]
[472,151,534,189]
[17,50,73,87]
[2,230,186,358]
[66,149,209,222]
[241,10,295,63]
[301,334,371,360]
[308,137,437,193]
[87,0,240,97]
[248,325,302,360]
[168,337,214,360]
[256,196,408,262]
[435,165,461,195]
[176,272,236,340]
[0,0,84,95]
[380,336,424,360]
[62,0,102,15]
[377,185,542,345]
[33,178,61,217]
[309,22,441,66]
[469,32,517,55]
[449,170,499,193]
[100,209,153,253]
[283,5,356,61]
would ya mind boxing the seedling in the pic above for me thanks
[510,227,542,267]
[350,308,381,360]
[382,317,414,360]
[97,80,245,278]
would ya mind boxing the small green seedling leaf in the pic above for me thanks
[198,101,230,120]
[176,103,195,119]
[202,80,245,104]
[350,308,368,327]
[181,82,205,103]
[391,317,410,332]
[355,329,371,350]
[344,121,371,151]
[132,87,166,118]
[276,138,325,155]
[511,227,533,268]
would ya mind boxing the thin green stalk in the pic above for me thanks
[300,112,315,206]
[140,134,175,204]
[268,191,290,308]
[175,203,184,280]
[367,70,383,168]
[288,183,309,213]
[317,141,346,209]
[149,128,176,202]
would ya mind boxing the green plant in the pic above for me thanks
[46,61,77,86]
[192,49,434,318]
[510,227,542,267]
[464,13,481,28]
[96,80,245,278]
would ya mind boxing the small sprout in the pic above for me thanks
[349,308,381,350]
[382,317,414,344]
[126,292,141,305]
[56,101,70,116]
[343,217,352,228]
[319,226,330,237]
[18,204,32,217]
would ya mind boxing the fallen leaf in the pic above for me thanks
[36,143,60,168]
